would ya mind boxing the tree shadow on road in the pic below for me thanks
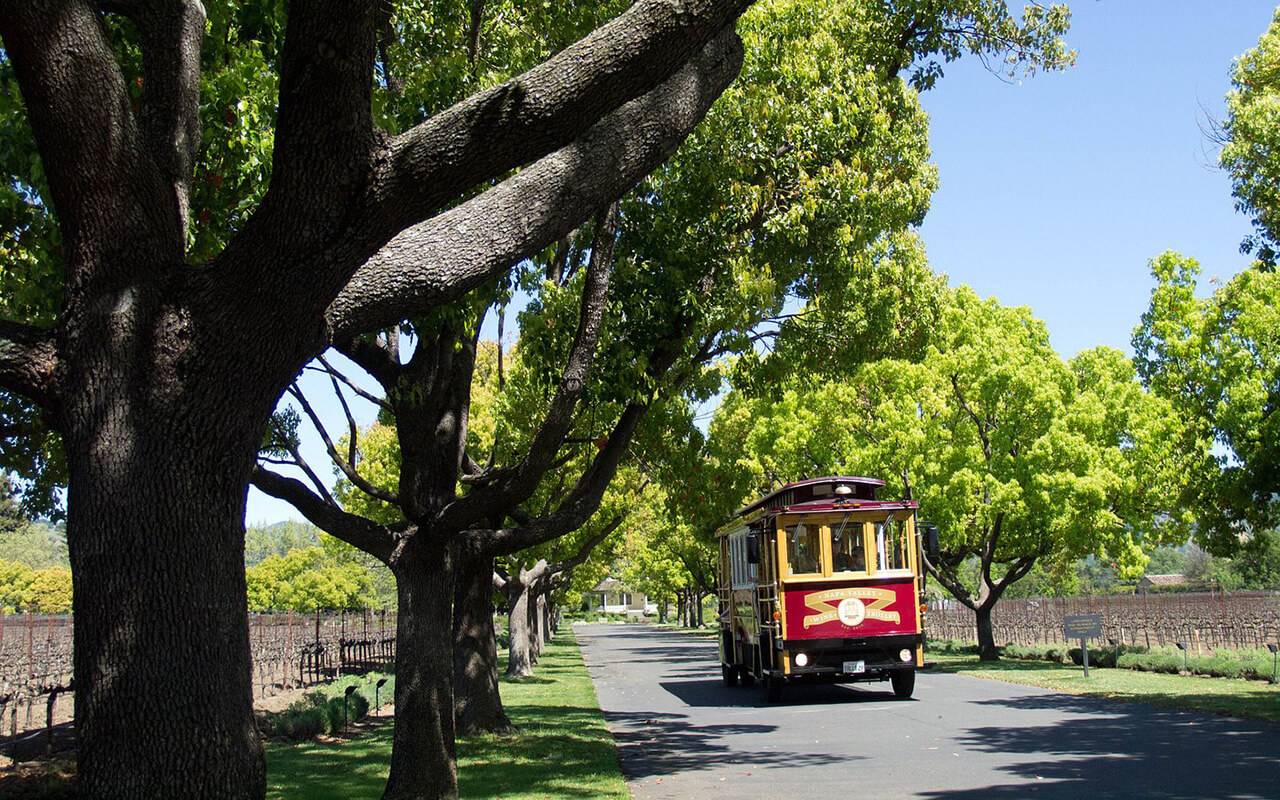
[919,691,1280,800]
[603,709,855,780]
[662,677,914,709]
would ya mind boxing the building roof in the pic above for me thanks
[591,577,624,593]
[1139,573,1188,586]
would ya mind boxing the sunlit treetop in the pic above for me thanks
[1220,7,1280,270]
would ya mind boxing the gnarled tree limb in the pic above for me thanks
[0,321,60,410]
[367,0,751,236]
[251,465,399,563]
[326,29,743,339]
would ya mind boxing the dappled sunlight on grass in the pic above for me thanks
[266,627,627,799]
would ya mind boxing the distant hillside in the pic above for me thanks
[0,520,69,569]
[245,520,322,566]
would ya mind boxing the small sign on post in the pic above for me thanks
[1063,614,1103,678]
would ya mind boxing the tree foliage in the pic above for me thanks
[713,287,1190,657]
[0,558,72,613]
[244,546,371,612]
[1133,252,1280,552]
[1220,7,1280,269]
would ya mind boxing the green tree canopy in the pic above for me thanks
[714,286,1190,658]
[1133,252,1280,552]
[1219,7,1280,269]
[244,546,371,612]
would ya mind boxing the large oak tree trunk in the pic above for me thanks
[453,552,512,736]
[386,544,458,800]
[531,594,546,659]
[505,584,533,678]
[59,309,284,797]
[975,602,999,662]
[541,597,554,642]
[67,434,265,797]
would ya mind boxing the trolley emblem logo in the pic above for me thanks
[803,587,900,629]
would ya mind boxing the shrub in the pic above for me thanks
[262,673,387,740]
[926,639,980,656]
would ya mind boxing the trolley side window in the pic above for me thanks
[729,529,757,588]
[784,523,822,575]
[830,519,867,573]
[875,518,909,572]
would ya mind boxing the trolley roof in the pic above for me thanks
[735,476,916,520]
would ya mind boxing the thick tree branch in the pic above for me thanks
[0,321,60,410]
[369,0,751,234]
[333,334,401,392]
[461,203,617,510]
[287,383,400,505]
[263,0,380,217]
[118,0,205,239]
[472,402,650,555]
[251,466,397,563]
[928,562,977,612]
[548,516,622,574]
[326,30,743,339]
[0,0,180,278]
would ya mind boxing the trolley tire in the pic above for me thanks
[891,669,916,699]
[739,666,755,687]
[722,664,738,687]
[765,674,783,703]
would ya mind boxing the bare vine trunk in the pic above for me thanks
[453,552,512,735]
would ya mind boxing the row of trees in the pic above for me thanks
[22,0,1280,795]
[637,8,1280,662]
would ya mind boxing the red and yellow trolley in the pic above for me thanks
[717,476,939,702]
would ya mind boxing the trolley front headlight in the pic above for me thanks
[899,649,913,663]
[794,652,810,667]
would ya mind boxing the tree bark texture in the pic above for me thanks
[385,545,458,800]
[531,594,546,660]
[0,1,753,795]
[505,581,534,678]
[67,420,265,797]
[975,602,999,662]
[453,551,512,736]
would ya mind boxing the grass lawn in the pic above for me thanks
[930,651,1280,723]
[266,625,628,799]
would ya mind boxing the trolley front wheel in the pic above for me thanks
[765,674,783,703]
[891,669,916,699]
[739,666,755,687]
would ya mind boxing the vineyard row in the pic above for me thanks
[1,610,397,751]
[926,590,1280,652]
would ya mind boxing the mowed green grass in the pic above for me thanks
[266,626,628,799]
[930,651,1280,723]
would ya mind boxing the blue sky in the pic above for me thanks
[918,1,1275,358]
[245,2,1278,525]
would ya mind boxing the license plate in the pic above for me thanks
[843,660,865,674]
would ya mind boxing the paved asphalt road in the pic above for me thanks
[576,623,1280,799]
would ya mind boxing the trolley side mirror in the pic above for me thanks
[922,523,941,563]
[746,533,760,565]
